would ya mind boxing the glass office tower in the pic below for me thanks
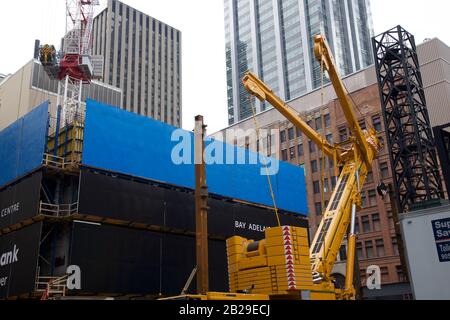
[224,0,374,125]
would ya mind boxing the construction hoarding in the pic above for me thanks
[0,101,48,187]
[78,169,308,239]
[0,222,42,298]
[82,100,308,215]
[0,171,42,230]
[68,221,228,295]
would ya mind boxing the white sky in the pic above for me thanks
[0,0,449,133]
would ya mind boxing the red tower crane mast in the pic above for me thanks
[40,0,100,124]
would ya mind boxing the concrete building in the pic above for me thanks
[224,0,374,125]
[212,37,450,299]
[0,59,122,131]
[92,0,182,127]
[0,73,7,83]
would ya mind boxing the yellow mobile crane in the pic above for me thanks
[237,34,381,300]
[163,35,381,301]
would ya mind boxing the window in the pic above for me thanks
[380,162,389,179]
[315,202,322,216]
[376,239,385,257]
[361,192,367,208]
[324,178,329,192]
[298,144,304,157]
[309,141,316,153]
[368,190,377,207]
[387,211,395,229]
[329,159,334,169]
[280,131,286,143]
[326,134,333,144]
[315,117,322,130]
[311,160,318,173]
[355,219,360,233]
[380,266,389,283]
[362,215,371,233]
[365,240,374,258]
[282,150,288,161]
[325,114,331,128]
[359,120,367,130]
[372,213,381,231]
[313,181,321,194]
[339,127,348,142]
[392,237,399,255]
[373,116,382,132]
[360,269,366,286]
[289,147,295,160]
[339,245,347,261]
[396,265,406,282]
[378,136,385,152]
[288,127,295,140]
[366,170,373,183]
[356,242,363,258]
[296,128,302,138]
[331,176,337,189]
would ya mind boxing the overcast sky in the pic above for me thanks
[1,0,449,133]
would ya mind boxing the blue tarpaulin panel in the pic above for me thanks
[83,100,308,215]
[0,101,48,187]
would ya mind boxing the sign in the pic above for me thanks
[0,171,42,230]
[431,218,450,262]
[0,222,42,298]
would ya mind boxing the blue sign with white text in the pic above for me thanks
[432,218,450,262]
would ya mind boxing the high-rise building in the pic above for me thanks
[224,0,374,125]
[92,0,182,126]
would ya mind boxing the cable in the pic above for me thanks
[249,96,281,227]
[320,52,327,279]
[343,81,364,119]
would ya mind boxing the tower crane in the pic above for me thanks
[39,0,100,125]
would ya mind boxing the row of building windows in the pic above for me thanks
[338,115,383,142]
[315,185,382,208]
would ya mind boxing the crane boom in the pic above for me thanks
[243,73,340,162]
[313,35,372,167]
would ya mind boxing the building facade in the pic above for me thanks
[0,60,122,131]
[92,0,182,127]
[224,0,374,125]
[213,37,450,299]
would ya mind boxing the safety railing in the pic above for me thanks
[43,154,65,169]
[36,275,68,300]
[39,202,78,218]
[43,153,80,170]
